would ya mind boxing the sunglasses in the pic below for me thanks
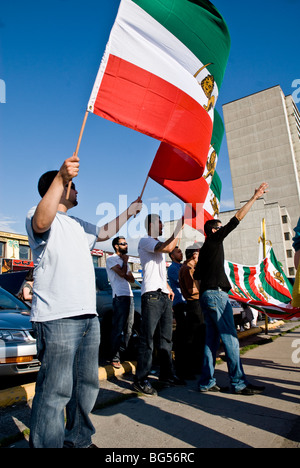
[118,242,128,246]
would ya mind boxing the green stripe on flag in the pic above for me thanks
[132,0,231,88]
[211,110,224,155]
[269,248,293,295]
[210,172,222,201]
[259,261,291,304]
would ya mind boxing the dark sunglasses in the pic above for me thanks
[118,242,128,246]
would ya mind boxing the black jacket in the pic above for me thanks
[194,217,239,295]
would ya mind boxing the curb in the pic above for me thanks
[237,321,285,339]
[0,361,137,409]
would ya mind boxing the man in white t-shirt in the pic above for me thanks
[106,236,135,368]
[133,214,185,396]
[26,154,142,448]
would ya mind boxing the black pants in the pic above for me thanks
[135,291,174,382]
[173,300,206,377]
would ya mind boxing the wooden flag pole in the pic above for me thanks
[66,110,89,199]
[262,218,269,335]
[140,175,149,199]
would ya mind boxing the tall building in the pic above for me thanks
[222,85,300,276]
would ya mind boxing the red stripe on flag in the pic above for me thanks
[248,266,267,301]
[92,55,213,165]
[232,264,249,297]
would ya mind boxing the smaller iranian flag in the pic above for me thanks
[225,249,300,319]
[150,109,224,232]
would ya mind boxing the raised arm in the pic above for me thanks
[154,217,184,253]
[235,183,269,222]
[32,154,80,234]
[97,197,142,242]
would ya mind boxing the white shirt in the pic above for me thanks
[26,207,99,322]
[106,254,133,297]
[138,236,169,295]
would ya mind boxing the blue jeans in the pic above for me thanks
[199,290,248,392]
[135,291,174,382]
[30,315,100,448]
[111,296,134,362]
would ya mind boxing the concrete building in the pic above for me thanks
[219,200,295,277]
[223,85,300,230]
[221,86,300,276]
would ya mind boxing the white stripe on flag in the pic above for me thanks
[88,0,218,116]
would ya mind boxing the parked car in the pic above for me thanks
[0,267,142,374]
[0,286,40,376]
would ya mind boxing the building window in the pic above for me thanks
[284,232,291,241]
[287,250,293,259]
[289,267,295,277]
[282,215,288,224]
[19,245,30,260]
[0,242,4,258]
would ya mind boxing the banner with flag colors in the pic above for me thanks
[88,0,230,172]
[225,249,300,319]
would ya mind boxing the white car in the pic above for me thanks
[0,287,40,376]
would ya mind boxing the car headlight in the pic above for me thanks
[0,330,32,343]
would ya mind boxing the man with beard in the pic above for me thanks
[26,154,142,448]
[106,236,135,368]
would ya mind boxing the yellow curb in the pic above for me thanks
[237,327,263,339]
[260,320,285,331]
[0,382,36,408]
[0,361,137,409]
[237,321,285,340]
[98,361,137,380]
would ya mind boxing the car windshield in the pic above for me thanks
[0,287,30,311]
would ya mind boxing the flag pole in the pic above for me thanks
[262,218,269,335]
[66,110,89,199]
[140,175,149,199]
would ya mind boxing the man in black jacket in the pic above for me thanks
[194,182,268,395]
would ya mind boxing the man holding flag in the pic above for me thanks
[134,214,185,395]
[26,153,142,448]
[194,182,269,395]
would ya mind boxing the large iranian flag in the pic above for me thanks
[88,0,230,168]
[225,249,300,319]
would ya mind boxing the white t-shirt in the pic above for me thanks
[26,207,99,322]
[106,254,133,297]
[138,236,169,295]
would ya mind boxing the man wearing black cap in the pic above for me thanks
[26,154,142,448]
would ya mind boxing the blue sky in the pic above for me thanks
[0,0,299,253]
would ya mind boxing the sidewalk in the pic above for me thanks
[1,321,300,448]
[89,323,300,449]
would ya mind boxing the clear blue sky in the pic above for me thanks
[0,0,299,253]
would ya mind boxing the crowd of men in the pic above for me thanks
[26,154,268,448]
